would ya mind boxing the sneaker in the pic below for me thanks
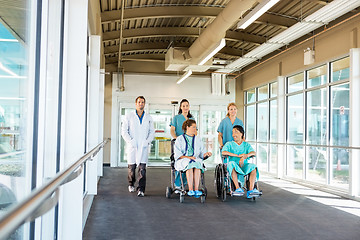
[194,190,202,198]
[128,186,135,193]
[187,190,195,197]
[232,188,244,197]
[137,191,145,197]
[247,189,260,198]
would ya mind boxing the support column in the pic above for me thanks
[350,48,360,197]
[87,35,101,194]
[277,76,286,179]
[58,0,88,239]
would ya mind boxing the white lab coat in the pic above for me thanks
[173,135,206,171]
[121,111,155,165]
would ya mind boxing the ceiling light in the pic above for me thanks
[237,0,280,29]
[176,70,192,84]
[198,39,226,65]
[224,0,360,72]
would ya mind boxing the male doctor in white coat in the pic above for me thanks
[121,96,155,197]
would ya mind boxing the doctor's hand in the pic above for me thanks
[187,156,196,160]
[203,152,212,158]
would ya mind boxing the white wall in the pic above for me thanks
[112,73,235,106]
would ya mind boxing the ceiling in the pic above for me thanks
[100,0,344,75]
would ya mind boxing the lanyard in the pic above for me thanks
[182,134,195,157]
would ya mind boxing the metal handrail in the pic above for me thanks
[245,141,360,150]
[0,138,109,240]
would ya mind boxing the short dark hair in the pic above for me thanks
[182,119,196,132]
[135,96,146,103]
[233,125,245,138]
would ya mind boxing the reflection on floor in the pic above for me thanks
[83,167,360,240]
[261,175,360,217]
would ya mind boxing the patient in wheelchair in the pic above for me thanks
[173,119,212,198]
[221,125,260,198]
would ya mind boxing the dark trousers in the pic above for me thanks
[128,163,146,192]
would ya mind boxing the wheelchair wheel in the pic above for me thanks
[179,193,184,203]
[166,187,172,199]
[204,187,208,199]
[219,165,227,202]
[214,164,222,198]
[200,195,205,204]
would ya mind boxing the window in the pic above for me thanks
[331,57,349,82]
[287,73,304,93]
[258,85,268,101]
[307,65,327,88]
[247,88,256,103]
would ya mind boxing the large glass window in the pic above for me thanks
[245,81,277,174]
[307,146,326,183]
[247,88,256,103]
[307,89,327,145]
[257,102,268,141]
[269,100,277,142]
[287,73,304,93]
[0,1,35,239]
[331,57,349,82]
[270,82,278,98]
[258,85,268,101]
[331,84,349,147]
[287,145,304,179]
[246,104,256,141]
[287,93,303,144]
[244,56,351,192]
[307,65,327,88]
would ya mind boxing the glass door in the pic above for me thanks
[199,106,226,166]
[148,105,172,165]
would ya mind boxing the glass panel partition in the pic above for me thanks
[247,88,256,103]
[287,73,304,93]
[331,57,349,82]
[307,88,327,145]
[246,104,256,141]
[257,102,268,142]
[258,85,268,101]
[287,94,303,144]
[307,65,327,88]
[331,84,349,147]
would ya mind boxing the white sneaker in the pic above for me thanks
[137,191,144,197]
[128,186,135,193]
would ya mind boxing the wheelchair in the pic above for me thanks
[165,139,208,203]
[214,155,262,202]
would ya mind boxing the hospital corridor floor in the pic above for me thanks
[83,167,360,240]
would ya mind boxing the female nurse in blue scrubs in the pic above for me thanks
[217,102,244,149]
[170,99,194,188]
[170,99,194,139]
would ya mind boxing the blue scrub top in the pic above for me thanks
[170,114,194,137]
[222,141,254,164]
[217,117,244,145]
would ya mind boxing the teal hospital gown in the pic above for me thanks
[221,141,259,186]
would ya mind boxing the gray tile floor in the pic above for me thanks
[83,167,360,240]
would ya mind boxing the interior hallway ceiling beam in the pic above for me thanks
[102,27,266,45]
[101,6,297,28]
[104,44,248,59]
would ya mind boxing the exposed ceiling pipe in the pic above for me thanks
[187,0,258,64]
